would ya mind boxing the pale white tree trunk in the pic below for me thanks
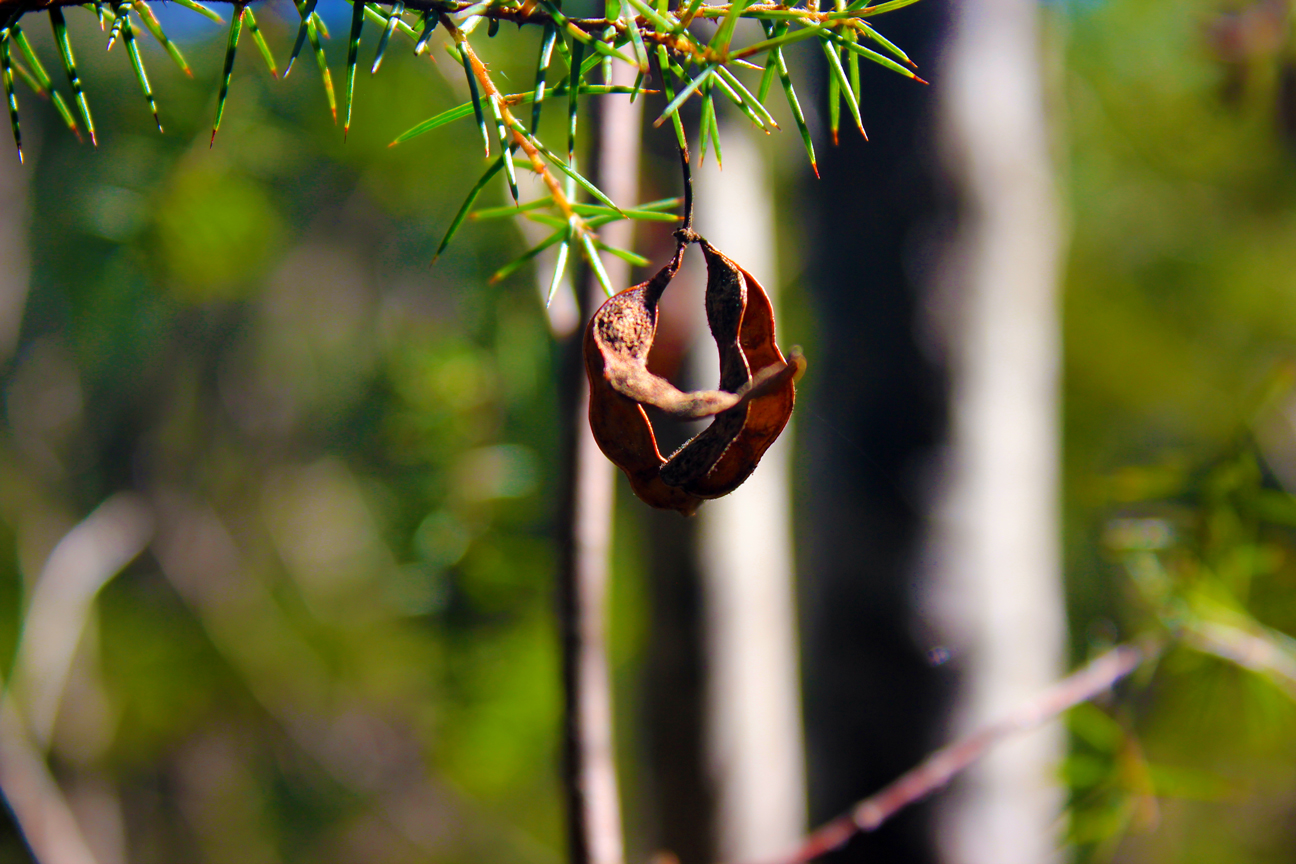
[929,1,1068,862]
[694,126,807,863]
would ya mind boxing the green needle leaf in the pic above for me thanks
[847,29,860,104]
[847,0,923,16]
[133,2,193,77]
[546,226,571,307]
[707,85,722,168]
[459,42,490,157]
[106,10,125,50]
[622,0,680,38]
[211,3,243,147]
[594,239,649,267]
[413,10,437,55]
[1,29,22,162]
[12,25,81,140]
[243,8,278,78]
[532,0,636,67]
[757,20,786,103]
[729,24,822,61]
[488,95,518,202]
[50,7,95,145]
[827,29,928,83]
[774,46,815,176]
[489,228,565,284]
[531,22,556,132]
[856,21,913,67]
[388,83,642,146]
[624,9,649,77]
[522,211,566,230]
[714,63,777,131]
[567,38,584,163]
[653,64,714,128]
[343,0,365,137]
[12,56,43,95]
[580,231,614,297]
[11,25,50,89]
[821,35,864,138]
[508,116,623,214]
[290,0,335,119]
[710,0,749,54]
[476,198,679,222]
[170,0,225,25]
[371,0,403,73]
[435,155,505,262]
[698,83,712,165]
[473,195,555,220]
[654,44,686,150]
[116,4,162,131]
[675,0,706,32]
[285,0,318,76]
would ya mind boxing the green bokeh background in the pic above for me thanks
[4,0,1296,860]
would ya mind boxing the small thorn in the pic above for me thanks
[210,129,217,147]
[811,161,819,179]
[831,130,839,146]
[154,115,163,132]
[89,130,98,147]
[330,107,337,123]
[387,140,397,148]
[344,125,349,141]
[17,149,23,164]
[913,75,929,85]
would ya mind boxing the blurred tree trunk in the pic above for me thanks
[0,138,30,361]
[930,1,1067,861]
[803,0,1066,858]
[694,128,807,864]
[799,3,953,863]
[556,57,643,864]
[639,126,807,864]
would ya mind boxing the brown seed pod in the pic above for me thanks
[584,234,804,515]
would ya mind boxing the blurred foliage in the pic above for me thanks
[0,5,587,861]
[1063,0,1296,858]
[7,0,1296,860]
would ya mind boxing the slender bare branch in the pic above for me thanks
[741,641,1158,864]
[1181,617,1296,699]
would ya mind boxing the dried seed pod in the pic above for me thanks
[589,244,754,420]
[660,240,803,497]
[584,234,804,514]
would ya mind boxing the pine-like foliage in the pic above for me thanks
[0,0,924,277]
